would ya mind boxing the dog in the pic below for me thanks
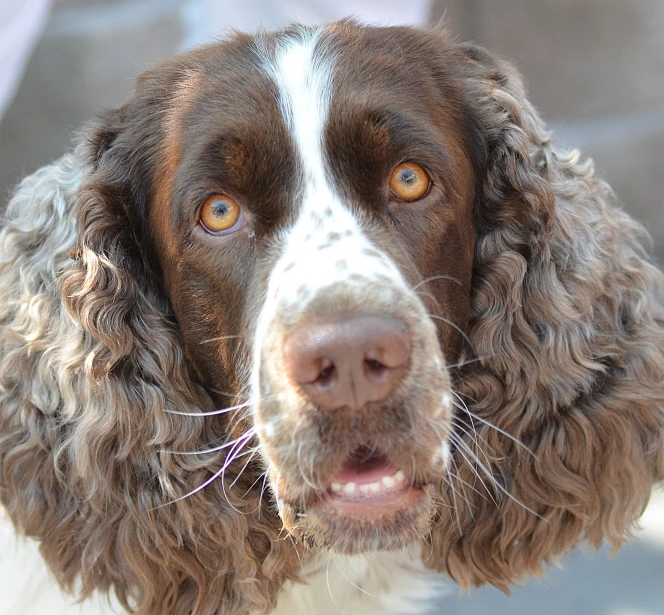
[1,20,663,615]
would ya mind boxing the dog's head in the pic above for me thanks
[1,21,663,615]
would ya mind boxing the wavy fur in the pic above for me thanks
[0,146,300,613]
[428,44,664,588]
[0,22,662,615]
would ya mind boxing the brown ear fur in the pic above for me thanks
[426,42,664,589]
[0,107,298,614]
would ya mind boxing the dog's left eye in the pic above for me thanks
[389,162,430,202]
[198,194,246,235]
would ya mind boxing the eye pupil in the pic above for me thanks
[399,169,417,186]
[211,200,230,217]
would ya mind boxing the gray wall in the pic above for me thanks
[435,0,664,262]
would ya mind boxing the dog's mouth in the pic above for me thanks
[317,447,426,517]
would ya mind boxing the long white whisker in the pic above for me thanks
[411,274,462,291]
[427,313,475,351]
[219,436,259,515]
[450,432,545,521]
[162,429,257,456]
[449,432,499,508]
[199,334,246,345]
[208,387,236,397]
[446,355,494,370]
[151,430,255,510]
[442,456,466,533]
[229,447,260,489]
[332,556,379,598]
[451,395,537,459]
[166,400,254,417]
[451,416,496,471]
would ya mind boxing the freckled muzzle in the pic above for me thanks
[252,267,455,552]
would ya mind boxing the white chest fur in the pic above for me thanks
[269,549,446,615]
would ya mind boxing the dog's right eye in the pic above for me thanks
[198,194,246,235]
[389,162,430,202]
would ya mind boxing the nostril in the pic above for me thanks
[364,339,409,371]
[316,358,336,386]
[283,314,412,410]
[364,358,385,372]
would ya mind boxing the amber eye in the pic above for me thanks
[199,195,242,234]
[389,162,430,201]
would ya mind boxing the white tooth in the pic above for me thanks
[442,394,451,408]
[395,470,405,483]
[360,484,371,494]
[382,475,395,488]
[369,482,381,493]
[344,482,356,494]
[331,482,342,493]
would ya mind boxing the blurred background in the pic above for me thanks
[0,1,662,613]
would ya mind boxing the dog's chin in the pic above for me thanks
[304,484,435,555]
[281,449,437,554]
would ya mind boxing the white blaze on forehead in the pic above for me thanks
[251,28,411,412]
[264,28,408,304]
[271,29,330,189]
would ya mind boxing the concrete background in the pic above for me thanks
[0,1,662,613]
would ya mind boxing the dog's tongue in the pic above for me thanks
[327,448,410,501]
[332,451,397,485]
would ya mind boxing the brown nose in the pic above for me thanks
[283,315,411,411]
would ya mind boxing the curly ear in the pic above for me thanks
[0,109,299,614]
[427,43,664,590]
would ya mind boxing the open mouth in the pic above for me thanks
[320,447,425,515]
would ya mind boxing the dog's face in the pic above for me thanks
[3,19,662,615]
[147,27,477,553]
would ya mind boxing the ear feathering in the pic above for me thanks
[426,42,664,590]
[0,123,299,614]
[0,23,662,615]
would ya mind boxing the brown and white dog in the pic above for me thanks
[1,21,663,615]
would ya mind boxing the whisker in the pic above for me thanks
[450,432,545,521]
[166,400,254,417]
[427,313,475,352]
[208,387,236,397]
[451,388,478,403]
[413,289,439,305]
[447,459,493,507]
[326,557,341,611]
[442,461,466,533]
[332,556,379,598]
[229,447,260,489]
[411,274,463,291]
[219,444,259,515]
[451,416,495,467]
[450,396,537,459]
[448,432,499,508]
[296,441,320,492]
[450,390,493,462]
[162,428,257,456]
[446,355,494,370]
[150,430,255,510]
[243,467,268,500]
[199,334,246,345]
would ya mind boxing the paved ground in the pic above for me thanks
[440,490,664,615]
